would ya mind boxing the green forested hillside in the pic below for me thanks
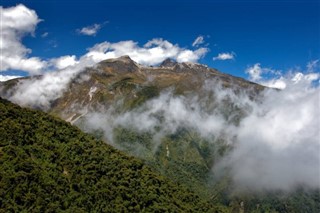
[0,97,219,212]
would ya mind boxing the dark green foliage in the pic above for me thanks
[227,189,320,213]
[111,126,232,210]
[0,98,216,212]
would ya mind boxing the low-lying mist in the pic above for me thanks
[2,62,319,193]
[80,76,319,192]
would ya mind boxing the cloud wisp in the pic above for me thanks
[77,23,102,36]
[192,35,205,47]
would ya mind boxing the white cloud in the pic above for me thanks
[221,76,320,191]
[50,55,78,69]
[259,77,287,89]
[83,38,208,65]
[192,35,204,47]
[0,75,22,82]
[0,4,47,75]
[245,63,263,81]
[246,62,319,89]
[213,52,235,61]
[77,23,101,36]
[9,60,94,110]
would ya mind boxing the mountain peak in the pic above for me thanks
[101,55,134,64]
[97,55,140,73]
[118,55,133,62]
[160,58,177,67]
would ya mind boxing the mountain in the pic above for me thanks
[0,56,261,197]
[0,97,220,212]
[0,55,264,117]
[49,55,264,121]
[1,56,319,212]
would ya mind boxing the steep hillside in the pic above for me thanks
[0,97,221,212]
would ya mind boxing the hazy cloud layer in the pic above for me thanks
[9,56,96,109]
[217,76,320,191]
[81,70,320,192]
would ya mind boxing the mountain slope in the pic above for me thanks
[1,56,319,212]
[48,56,264,120]
[0,97,221,212]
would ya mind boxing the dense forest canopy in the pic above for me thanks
[0,97,220,212]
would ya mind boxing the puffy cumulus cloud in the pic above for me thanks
[83,38,208,65]
[77,23,102,36]
[50,55,79,70]
[192,35,205,47]
[213,52,235,61]
[0,4,47,74]
[0,75,22,82]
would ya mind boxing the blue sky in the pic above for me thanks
[1,0,319,80]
